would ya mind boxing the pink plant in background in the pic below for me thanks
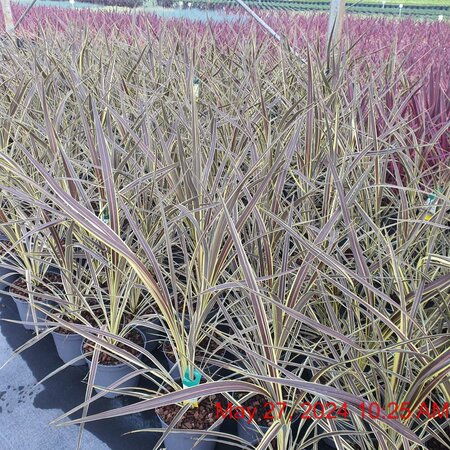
[1,6,449,74]
[0,5,448,166]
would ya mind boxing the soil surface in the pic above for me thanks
[10,272,62,298]
[162,341,177,362]
[156,394,225,430]
[152,293,218,318]
[53,316,83,334]
[238,393,275,427]
[0,239,13,256]
[197,335,226,364]
[83,329,144,365]
[163,336,226,367]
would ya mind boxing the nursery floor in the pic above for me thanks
[0,292,335,450]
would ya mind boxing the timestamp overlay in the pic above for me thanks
[216,401,449,422]
[297,401,449,421]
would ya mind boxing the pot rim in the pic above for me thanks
[162,338,225,363]
[82,328,146,368]
[162,339,175,360]
[155,403,223,432]
[52,329,82,337]
[236,412,300,429]
[9,277,56,299]
[11,294,49,305]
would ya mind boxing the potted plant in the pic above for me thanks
[155,374,226,450]
[39,222,91,366]
[9,269,60,331]
[72,242,154,397]
[54,378,271,450]
[233,391,300,446]
[0,233,19,292]
[82,326,147,398]
[0,201,59,331]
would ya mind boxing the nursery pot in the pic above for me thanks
[180,307,219,331]
[163,341,181,380]
[0,263,19,293]
[52,330,85,366]
[0,235,19,292]
[163,340,224,381]
[237,415,300,445]
[236,394,300,446]
[197,339,227,378]
[281,349,313,382]
[137,318,162,352]
[12,296,49,331]
[237,418,270,445]
[83,329,146,398]
[9,271,61,330]
[320,421,379,449]
[156,408,222,450]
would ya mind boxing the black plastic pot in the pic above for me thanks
[236,418,269,445]
[237,415,300,445]
[281,349,313,381]
[320,422,379,449]
[157,413,221,450]
[0,264,19,293]
[8,264,62,330]
[52,330,85,366]
[196,346,227,378]
[180,307,219,330]
[83,329,146,398]
[163,342,181,380]
[162,340,225,381]
[137,318,163,352]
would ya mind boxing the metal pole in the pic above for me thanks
[1,0,16,38]
[327,0,346,47]
[14,0,38,30]
[234,0,282,43]
[233,0,306,63]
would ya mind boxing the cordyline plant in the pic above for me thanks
[0,192,64,332]
[0,9,449,450]
[0,25,239,392]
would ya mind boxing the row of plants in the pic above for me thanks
[0,6,449,450]
[4,6,449,176]
[185,0,448,19]
[45,0,145,6]
[2,6,449,76]
[76,0,145,8]
[233,0,450,6]
[350,0,450,5]
[29,0,450,12]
